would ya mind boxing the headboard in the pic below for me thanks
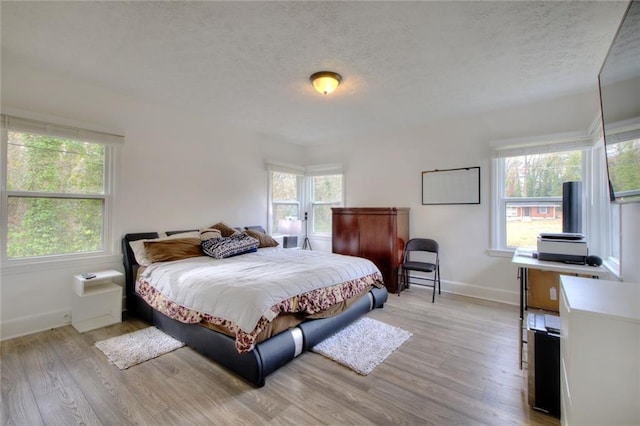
[122,232,159,312]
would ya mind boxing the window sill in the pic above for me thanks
[310,233,332,241]
[1,253,122,276]
[603,258,621,280]
[486,248,515,258]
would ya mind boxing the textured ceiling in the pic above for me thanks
[1,1,630,146]
[604,0,640,82]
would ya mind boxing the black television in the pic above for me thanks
[598,0,640,203]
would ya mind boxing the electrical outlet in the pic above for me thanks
[550,286,558,301]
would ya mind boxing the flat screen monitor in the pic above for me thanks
[598,0,640,203]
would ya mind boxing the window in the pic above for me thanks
[491,129,618,275]
[491,132,596,252]
[498,150,584,249]
[269,170,302,232]
[1,114,122,261]
[310,174,343,234]
[267,163,344,237]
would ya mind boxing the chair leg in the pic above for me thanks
[397,268,404,296]
[431,265,440,303]
[431,274,436,303]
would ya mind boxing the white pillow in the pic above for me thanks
[129,231,199,266]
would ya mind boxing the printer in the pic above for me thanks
[537,232,588,264]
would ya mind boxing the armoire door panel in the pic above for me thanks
[331,212,359,255]
[358,214,394,288]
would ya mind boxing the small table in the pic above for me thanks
[72,269,123,332]
[511,250,608,369]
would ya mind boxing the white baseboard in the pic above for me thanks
[0,308,71,341]
[446,279,519,305]
[410,279,519,306]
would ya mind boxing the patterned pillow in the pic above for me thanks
[244,229,279,248]
[201,234,259,259]
[209,222,241,237]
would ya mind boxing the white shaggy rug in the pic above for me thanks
[95,327,185,370]
[311,317,412,375]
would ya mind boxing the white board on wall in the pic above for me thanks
[422,167,480,205]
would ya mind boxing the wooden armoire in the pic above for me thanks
[332,207,410,294]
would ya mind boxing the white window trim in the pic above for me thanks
[490,131,594,254]
[589,138,621,277]
[1,113,123,268]
[489,157,507,255]
[490,130,592,158]
[266,162,344,237]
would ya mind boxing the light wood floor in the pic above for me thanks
[2,288,560,425]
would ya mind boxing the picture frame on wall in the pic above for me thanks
[422,166,480,205]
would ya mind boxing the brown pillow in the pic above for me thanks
[200,228,222,241]
[144,238,203,263]
[209,222,240,237]
[244,229,279,248]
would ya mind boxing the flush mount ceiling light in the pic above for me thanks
[310,71,342,95]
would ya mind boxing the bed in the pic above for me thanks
[122,226,388,387]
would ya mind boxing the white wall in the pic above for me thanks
[307,90,640,301]
[2,59,639,340]
[0,60,305,339]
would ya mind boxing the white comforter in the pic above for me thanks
[140,248,381,333]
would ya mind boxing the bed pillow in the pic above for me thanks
[244,229,279,248]
[209,222,240,237]
[244,225,267,234]
[201,234,260,259]
[200,228,222,241]
[129,231,199,266]
[144,237,203,263]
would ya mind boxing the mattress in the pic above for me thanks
[136,248,383,352]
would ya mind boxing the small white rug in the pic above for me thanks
[95,327,185,370]
[311,317,412,375]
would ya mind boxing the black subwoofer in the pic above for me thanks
[562,181,582,234]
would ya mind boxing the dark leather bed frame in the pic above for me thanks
[122,231,388,387]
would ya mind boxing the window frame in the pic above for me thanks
[267,163,344,238]
[267,170,303,234]
[307,173,345,235]
[496,132,594,253]
[589,137,621,275]
[1,114,121,266]
[493,151,586,251]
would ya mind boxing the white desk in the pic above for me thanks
[512,250,609,277]
[513,249,609,318]
[512,250,608,368]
